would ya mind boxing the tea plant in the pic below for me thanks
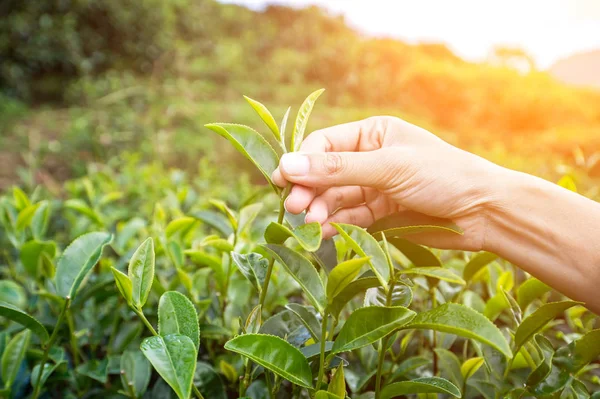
[0,91,598,399]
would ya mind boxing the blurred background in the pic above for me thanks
[2,0,600,196]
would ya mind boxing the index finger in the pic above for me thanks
[300,117,387,153]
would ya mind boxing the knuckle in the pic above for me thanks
[323,153,345,176]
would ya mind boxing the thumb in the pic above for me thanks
[277,150,396,188]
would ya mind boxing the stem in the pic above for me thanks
[315,309,329,392]
[66,310,80,368]
[265,372,274,399]
[134,308,158,336]
[32,297,71,399]
[221,235,238,326]
[375,280,396,399]
[258,184,290,309]
[431,287,438,376]
[192,385,205,399]
[240,358,252,396]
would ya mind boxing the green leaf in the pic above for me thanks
[111,267,133,306]
[513,300,581,353]
[264,222,322,252]
[186,250,226,286]
[55,232,112,299]
[64,199,102,224]
[16,203,40,230]
[166,217,198,238]
[332,223,390,290]
[76,358,109,383]
[404,303,511,358]
[140,334,197,399]
[195,361,228,399]
[401,267,465,285]
[244,95,281,141]
[0,280,26,308]
[526,335,554,388]
[369,220,463,239]
[329,277,381,320]
[205,123,280,190]
[128,238,155,308]
[224,333,313,389]
[461,357,484,380]
[390,356,431,382]
[30,361,66,389]
[433,349,462,388]
[327,257,370,301]
[517,278,551,309]
[332,306,416,354]
[291,88,325,152]
[315,391,342,399]
[231,252,268,293]
[0,301,49,342]
[12,186,30,210]
[380,377,461,399]
[238,203,263,236]
[328,362,346,397]
[20,240,56,278]
[158,291,200,351]
[1,329,31,388]
[387,238,441,266]
[120,350,151,398]
[285,303,321,342]
[262,244,326,313]
[568,329,600,373]
[245,305,262,334]
[463,252,497,283]
[280,106,291,146]
[31,200,50,240]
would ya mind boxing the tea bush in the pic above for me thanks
[0,91,599,399]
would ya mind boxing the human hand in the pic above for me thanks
[272,116,504,251]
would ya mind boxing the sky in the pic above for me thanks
[219,0,600,69]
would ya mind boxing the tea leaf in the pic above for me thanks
[76,358,109,383]
[30,200,51,240]
[262,244,326,313]
[0,280,26,308]
[158,291,200,351]
[332,223,390,290]
[128,238,155,308]
[20,240,56,278]
[111,267,133,306]
[195,361,228,399]
[264,221,322,252]
[244,95,281,142]
[328,362,346,397]
[329,277,381,319]
[238,203,263,236]
[12,186,30,210]
[280,106,291,147]
[461,357,484,380]
[387,238,441,266]
[401,266,465,285]
[285,303,321,342]
[291,88,325,152]
[332,306,416,354]
[245,305,262,334]
[434,349,462,388]
[1,329,31,389]
[166,217,198,238]
[315,391,342,399]
[120,350,151,398]
[231,252,268,293]
[390,356,431,382]
[526,335,554,388]
[16,203,40,230]
[380,377,461,398]
[404,303,511,358]
[55,232,112,299]
[368,214,464,238]
[463,252,497,283]
[31,361,65,389]
[513,300,581,353]
[327,257,370,301]
[517,278,551,310]
[140,334,197,399]
[186,250,226,286]
[568,329,600,373]
[64,199,102,224]
[0,301,49,342]
[205,123,280,190]
[224,333,313,388]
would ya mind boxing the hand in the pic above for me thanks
[272,116,504,250]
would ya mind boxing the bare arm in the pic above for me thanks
[271,116,600,314]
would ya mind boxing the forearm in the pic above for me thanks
[484,168,600,314]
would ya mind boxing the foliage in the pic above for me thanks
[0,91,598,399]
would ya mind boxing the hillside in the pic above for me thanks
[550,49,600,89]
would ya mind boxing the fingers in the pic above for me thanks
[300,117,388,153]
[284,185,316,214]
[305,186,368,224]
[275,149,396,189]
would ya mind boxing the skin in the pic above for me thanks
[272,116,600,314]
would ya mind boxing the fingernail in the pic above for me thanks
[281,153,310,176]
[305,211,312,224]
[284,197,291,213]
